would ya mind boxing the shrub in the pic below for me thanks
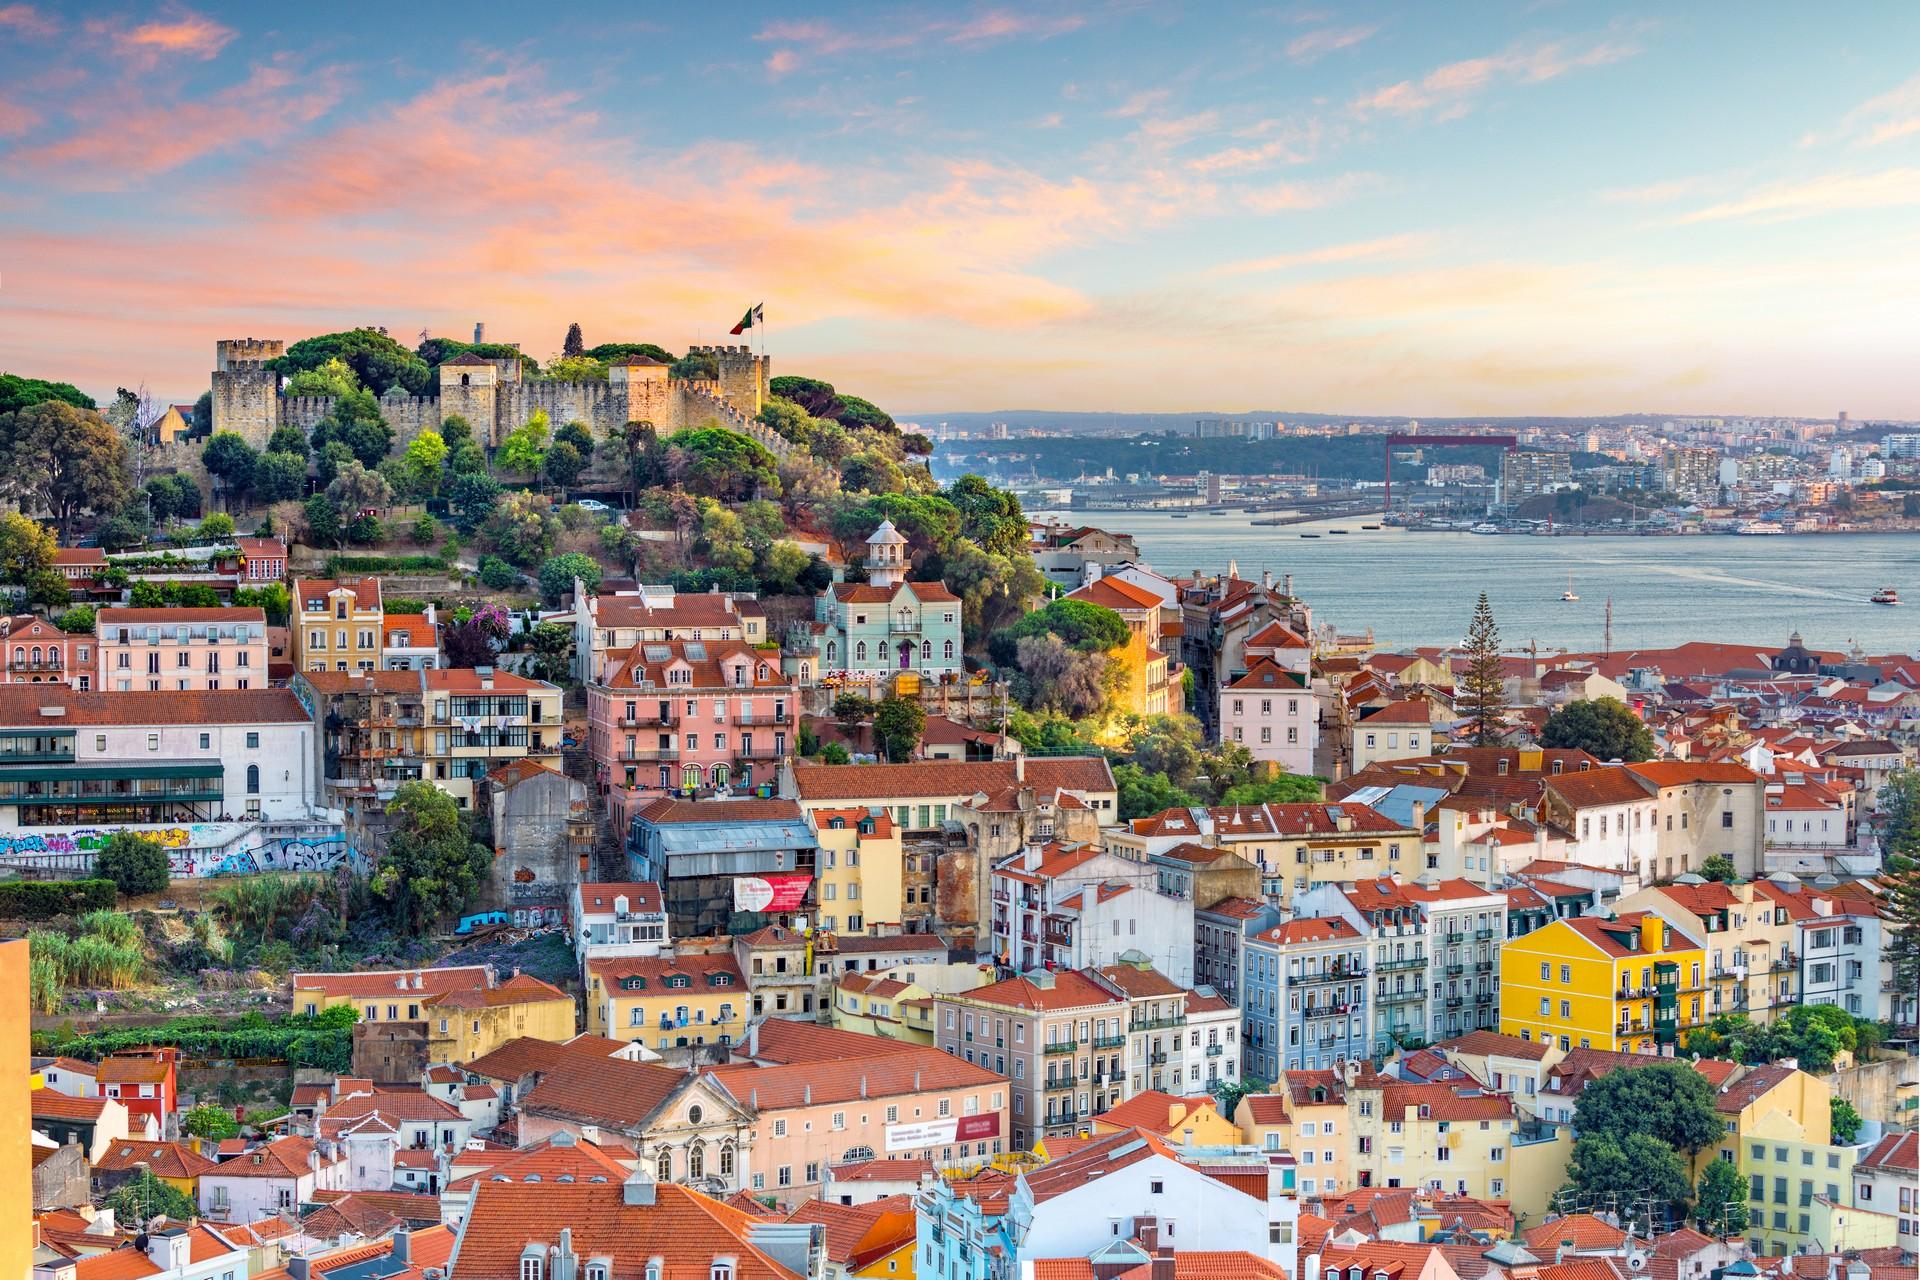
[94,833,170,897]
[0,879,116,919]
[321,552,451,576]
[477,556,520,590]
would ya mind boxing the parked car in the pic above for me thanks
[574,498,613,512]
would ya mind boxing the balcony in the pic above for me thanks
[734,710,792,726]
[1042,1040,1078,1055]
[1474,960,1494,973]
[734,743,787,761]
[1444,963,1465,976]
[8,660,65,673]
[1204,1044,1224,1057]
[1476,928,1497,941]
[618,747,680,762]
[1376,987,1423,1003]
[1149,1051,1169,1065]
[619,712,679,728]
[1129,1014,1186,1032]
[991,888,1011,904]
[889,620,922,634]
[1091,1033,1125,1049]
[1377,957,1425,972]
[1295,965,1364,984]
[1445,996,1464,1009]
[1770,954,1799,972]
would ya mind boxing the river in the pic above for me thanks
[1033,510,1920,653]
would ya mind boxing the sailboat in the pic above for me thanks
[1560,571,1579,602]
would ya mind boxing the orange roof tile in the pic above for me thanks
[792,757,1115,801]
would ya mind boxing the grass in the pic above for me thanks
[30,926,148,1012]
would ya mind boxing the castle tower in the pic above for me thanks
[211,338,284,448]
[608,354,672,429]
[439,352,500,444]
[865,519,908,588]
[699,344,770,418]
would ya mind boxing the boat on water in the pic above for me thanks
[1871,586,1901,605]
[1561,571,1579,603]
[1170,513,1190,519]
[1734,520,1785,535]
[1470,522,1501,535]
[1300,533,1321,539]
[1361,524,1381,530]
[1329,529,1350,535]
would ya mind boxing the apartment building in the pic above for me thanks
[571,880,671,968]
[1063,575,1173,718]
[292,577,385,674]
[1097,958,1240,1096]
[560,584,769,684]
[1244,917,1371,1082]
[1215,802,1420,909]
[1220,658,1317,775]
[989,841,1194,984]
[1346,1072,1518,1200]
[95,607,267,692]
[1,615,87,687]
[1615,879,1799,1022]
[585,947,750,1052]
[586,638,796,828]
[809,807,906,935]
[1623,761,1767,879]
[0,686,314,831]
[1499,911,1709,1055]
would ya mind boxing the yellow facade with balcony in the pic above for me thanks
[1500,911,1707,1055]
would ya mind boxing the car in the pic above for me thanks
[574,499,613,512]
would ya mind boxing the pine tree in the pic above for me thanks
[563,322,585,358]
[1885,866,1920,1001]
[1460,592,1507,745]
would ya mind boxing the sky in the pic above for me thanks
[4,3,1920,420]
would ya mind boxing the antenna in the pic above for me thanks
[1604,597,1613,657]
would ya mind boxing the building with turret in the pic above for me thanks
[210,334,789,457]
[809,522,965,693]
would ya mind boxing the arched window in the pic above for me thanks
[718,1144,735,1177]
[246,764,260,794]
[921,641,931,660]
[944,640,954,660]
[30,647,41,663]
[800,663,812,681]
[688,1142,705,1180]
[656,1146,673,1181]
[841,1145,876,1162]
[855,641,867,662]
[682,764,701,789]
[460,373,472,386]
[825,642,836,663]
[10,648,21,664]
[711,764,730,788]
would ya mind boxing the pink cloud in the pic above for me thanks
[0,96,41,136]
[764,49,800,77]
[1285,24,1377,64]
[1243,171,1379,212]
[1677,168,1920,225]
[1352,35,1638,120]
[89,6,236,64]
[1201,233,1429,278]
[10,58,347,188]
[0,3,57,37]
[752,7,1086,68]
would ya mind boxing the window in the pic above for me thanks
[522,1259,544,1280]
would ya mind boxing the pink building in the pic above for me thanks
[587,639,796,828]
[95,607,269,692]
[233,536,288,583]
[2,615,88,687]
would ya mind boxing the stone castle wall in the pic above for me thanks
[211,338,789,461]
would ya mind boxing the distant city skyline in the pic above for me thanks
[4,2,1920,417]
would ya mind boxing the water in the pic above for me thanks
[1036,510,1920,653]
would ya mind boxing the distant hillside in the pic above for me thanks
[914,409,1712,435]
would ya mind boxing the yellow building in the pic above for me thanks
[1065,576,1173,718]
[1500,911,1708,1055]
[293,964,495,1022]
[811,807,905,934]
[1714,1063,1862,1255]
[422,973,575,1066]
[293,577,385,674]
[833,973,934,1044]
[1347,1073,1517,1200]
[1230,1070,1354,1197]
[1615,879,1801,1024]
[91,1139,219,1199]
[1091,1091,1240,1146]
[1,940,30,1278]
[586,947,749,1051]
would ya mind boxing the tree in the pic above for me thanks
[0,511,56,584]
[0,372,94,415]
[477,555,520,590]
[484,490,559,567]
[832,693,874,738]
[308,389,394,466]
[53,605,96,633]
[563,322,585,357]
[202,432,259,505]
[525,621,574,683]
[544,356,606,382]
[189,390,213,433]
[538,552,602,604]
[497,413,550,478]
[1561,1131,1692,1223]
[327,460,391,515]
[251,451,309,503]
[304,493,344,548]
[1694,1157,1750,1235]
[1114,763,1203,821]
[443,604,511,668]
[400,429,449,497]
[1541,697,1654,761]
[944,475,1029,557]
[1221,775,1325,805]
[196,513,236,542]
[0,401,134,535]
[372,782,490,932]
[1881,767,1920,858]
[543,439,585,490]
[1212,1076,1267,1119]
[584,342,675,365]
[1459,592,1507,746]
[1013,634,1113,718]
[873,697,926,763]
[231,583,291,625]
[448,471,502,534]
[819,741,852,765]
[987,597,1129,667]
[556,421,595,456]
[666,427,779,501]
[1831,1097,1863,1144]
[1699,854,1738,883]
[312,439,355,488]
[1885,866,1920,1004]
[183,1103,240,1139]
[1573,1061,1723,1158]
[144,474,200,523]
[267,424,310,458]
[274,328,430,396]
[283,356,361,398]
[95,832,169,897]
[103,1168,198,1226]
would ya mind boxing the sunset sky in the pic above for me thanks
[4,2,1920,419]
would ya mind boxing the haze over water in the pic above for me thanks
[1038,511,1920,655]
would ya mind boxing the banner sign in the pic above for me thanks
[733,874,812,912]
[885,1113,1001,1152]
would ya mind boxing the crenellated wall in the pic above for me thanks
[278,395,336,431]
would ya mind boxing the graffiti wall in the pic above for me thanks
[0,821,366,879]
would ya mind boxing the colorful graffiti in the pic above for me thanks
[0,822,366,879]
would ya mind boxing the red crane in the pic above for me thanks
[1382,433,1518,514]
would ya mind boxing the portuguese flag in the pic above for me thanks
[729,303,764,335]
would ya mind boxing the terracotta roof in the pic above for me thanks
[299,669,422,695]
[30,1090,108,1119]
[829,1156,934,1183]
[52,547,107,566]
[1238,802,1408,837]
[445,1135,635,1193]
[589,950,747,991]
[1625,761,1761,786]
[93,1141,218,1179]
[1523,1214,1628,1252]
[1094,1091,1221,1136]
[1372,1080,1515,1122]
[451,1180,805,1280]
[706,1039,1001,1109]
[1433,1029,1550,1062]
[300,1190,441,1239]
[1546,769,1656,809]
[1065,576,1163,610]
[1021,1128,1182,1203]
[317,1089,464,1137]
[1247,620,1309,648]
[784,1194,917,1267]
[1257,916,1362,945]
[1128,807,1206,837]
[634,797,805,824]
[425,972,569,1010]
[96,1054,173,1085]
[1362,699,1439,725]
[792,757,1115,801]
[1856,1130,1918,1174]
[518,1052,692,1130]
[1538,1261,1628,1280]
[0,686,309,727]
[578,881,664,912]
[1558,911,1700,959]
[254,1223,455,1280]
[205,1135,332,1178]
[1713,1063,1799,1115]
[1224,657,1309,692]
[953,968,1123,1012]
[828,580,959,604]
[293,576,382,612]
[605,638,791,692]
[97,607,266,625]
[1240,1093,1290,1125]
[1278,1069,1347,1106]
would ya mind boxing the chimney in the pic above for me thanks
[474,322,485,343]
[1262,569,1273,591]
[1283,573,1293,596]
[1137,1219,1160,1253]
[392,1230,411,1265]
[1638,914,1663,955]
[1015,755,1026,783]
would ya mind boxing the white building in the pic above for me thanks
[571,880,671,969]
[991,843,1194,985]
[0,686,316,837]
[197,1135,348,1222]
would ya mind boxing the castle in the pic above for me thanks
[210,335,790,458]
